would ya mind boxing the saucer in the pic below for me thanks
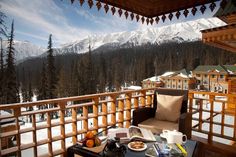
[128,141,147,151]
[160,133,167,139]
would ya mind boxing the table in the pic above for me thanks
[67,136,198,157]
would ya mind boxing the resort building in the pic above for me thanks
[160,69,196,90]
[192,65,236,93]
[141,76,163,88]
[142,69,196,90]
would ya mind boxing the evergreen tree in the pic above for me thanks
[46,34,57,99]
[86,45,96,94]
[0,38,5,104]
[46,34,58,118]
[0,8,7,37]
[56,66,69,97]
[21,67,27,102]
[5,21,18,104]
[27,72,33,122]
[38,63,48,100]
[27,72,33,102]
[38,62,48,120]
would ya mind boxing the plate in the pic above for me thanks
[160,133,167,139]
[128,141,147,151]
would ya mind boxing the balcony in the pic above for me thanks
[1,88,236,156]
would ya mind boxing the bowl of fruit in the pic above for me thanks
[79,131,107,153]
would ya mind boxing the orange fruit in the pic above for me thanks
[86,139,94,148]
[86,131,94,139]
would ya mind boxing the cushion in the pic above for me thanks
[138,118,178,134]
[155,94,184,122]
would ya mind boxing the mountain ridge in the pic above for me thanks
[1,17,226,62]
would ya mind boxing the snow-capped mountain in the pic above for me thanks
[57,17,225,54]
[2,40,46,63]
[2,17,226,62]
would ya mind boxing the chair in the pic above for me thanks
[132,88,192,139]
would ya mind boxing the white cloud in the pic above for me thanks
[0,0,99,45]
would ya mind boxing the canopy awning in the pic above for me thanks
[72,0,224,25]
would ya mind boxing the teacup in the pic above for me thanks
[162,130,187,144]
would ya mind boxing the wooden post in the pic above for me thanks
[221,102,225,136]
[93,97,99,132]
[32,114,37,157]
[118,99,124,127]
[102,102,107,135]
[209,94,215,143]
[133,97,138,109]
[146,94,152,107]
[83,106,88,137]
[110,95,116,126]
[234,95,236,140]
[59,102,66,156]
[14,107,21,157]
[47,112,53,156]
[72,107,77,144]
[198,99,203,131]
[125,93,131,128]
[140,91,146,107]
[188,92,194,113]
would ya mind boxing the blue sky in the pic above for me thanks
[0,0,218,47]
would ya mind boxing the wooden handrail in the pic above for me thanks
[189,90,236,145]
[0,88,157,156]
[1,88,236,156]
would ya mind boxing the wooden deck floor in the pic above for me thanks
[192,136,236,157]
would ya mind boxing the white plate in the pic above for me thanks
[160,133,167,139]
[128,141,147,151]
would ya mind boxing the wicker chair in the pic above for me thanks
[132,88,192,139]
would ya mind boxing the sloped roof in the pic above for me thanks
[160,68,192,79]
[143,76,161,82]
[224,65,236,73]
[193,65,234,74]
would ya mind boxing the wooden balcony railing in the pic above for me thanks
[0,88,155,157]
[189,90,236,145]
[1,88,236,157]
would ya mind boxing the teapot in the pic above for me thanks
[162,130,187,144]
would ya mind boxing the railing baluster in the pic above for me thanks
[209,94,215,143]
[233,95,236,140]
[125,93,131,128]
[146,94,152,107]
[32,114,37,157]
[133,97,138,109]
[118,99,124,127]
[72,107,77,144]
[102,102,108,135]
[14,107,21,157]
[199,99,203,131]
[93,97,99,131]
[47,112,53,156]
[221,102,225,136]
[110,95,116,126]
[59,102,66,156]
[83,106,88,135]
[140,91,146,107]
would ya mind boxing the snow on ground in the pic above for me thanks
[191,94,234,145]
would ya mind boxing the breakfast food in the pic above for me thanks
[129,141,145,149]
[81,131,101,148]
